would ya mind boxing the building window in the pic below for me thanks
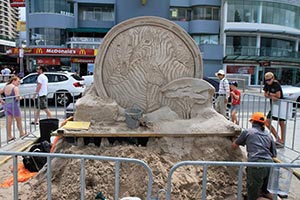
[260,38,295,57]
[28,0,73,15]
[226,36,256,56]
[78,5,114,22]
[192,6,220,20]
[192,35,218,45]
[29,28,66,46]
[262,2,298,28]
[227,0,259,23]
[169,7,191,21]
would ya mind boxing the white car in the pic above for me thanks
[281,84,300,102]
[0,72,85,106]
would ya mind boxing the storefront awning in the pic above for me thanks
[66,28,110,33]
[224,55,300,64]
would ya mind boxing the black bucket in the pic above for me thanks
[39,118,59,143]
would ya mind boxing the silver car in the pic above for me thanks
[282,83,300,102]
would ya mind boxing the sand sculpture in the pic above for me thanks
[74,16,240,136]
[18,16,245,200]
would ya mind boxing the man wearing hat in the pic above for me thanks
[232,112,279,200]
[215,69,230,117]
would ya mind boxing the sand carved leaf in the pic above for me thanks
[161,78,215,119]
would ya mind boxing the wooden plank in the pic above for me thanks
[62,130,238,138]
[63,121,91,130]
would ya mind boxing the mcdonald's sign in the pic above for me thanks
[79,49,86,55]
[10,0,25,7]
[36,48,43,54]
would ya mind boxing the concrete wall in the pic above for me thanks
[115,0,170,23]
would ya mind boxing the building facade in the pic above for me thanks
[7,0,300,85]
[223,0,300,85]
[0,0,18,65]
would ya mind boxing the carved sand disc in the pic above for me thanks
[94,16,202,113]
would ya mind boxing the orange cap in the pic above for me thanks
[249,112,265,123]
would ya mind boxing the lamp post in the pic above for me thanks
[19,47,24,78]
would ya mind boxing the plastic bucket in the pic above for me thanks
[267,167,292,196]
[125,108,143,129]
[39,118,59,143]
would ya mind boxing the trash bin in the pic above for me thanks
[39,118,59,143]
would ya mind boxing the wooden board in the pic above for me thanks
[63,121,91,130]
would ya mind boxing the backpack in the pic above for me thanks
[22,141,52,172]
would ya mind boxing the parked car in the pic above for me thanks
[281,84,300,102]
[0,72,85,106]
[82,75,94,87]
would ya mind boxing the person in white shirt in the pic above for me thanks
[215,69,230,117]
[1,67,11,75]
[31,66,52,125]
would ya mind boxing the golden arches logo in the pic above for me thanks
[36,48,43,54]
[79,49,86,55]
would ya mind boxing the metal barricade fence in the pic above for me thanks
[165,161,300,200]
[1,151,300,200]
[0,151,155,200]
[241,93,300,153]
[0,91,78,146]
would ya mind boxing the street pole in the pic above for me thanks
[19,35,24,78]
[19,47,24,78]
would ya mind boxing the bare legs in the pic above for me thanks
[265,119,285,143]
[34,108,53,124]
[7,115,25,141]
[231,110,238,124]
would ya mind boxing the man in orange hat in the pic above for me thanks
[232,112,279,200]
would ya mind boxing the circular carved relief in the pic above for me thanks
[94,16,202,112]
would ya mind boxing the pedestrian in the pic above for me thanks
[1,66,11,75]
[31,66,52,125]
[263,72,285,145]
[215,69,230,117]
[0,76,26,141]
[232,112,280,200]
[230,81,241,124]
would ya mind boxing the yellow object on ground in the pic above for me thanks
[63,121,91,130]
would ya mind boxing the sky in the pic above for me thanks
[20,7,25,21]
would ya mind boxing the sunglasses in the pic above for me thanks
[265,77,273,82]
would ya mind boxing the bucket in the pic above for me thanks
[125,108,143,129]
[39,118,59,143]
[267,167,293,196]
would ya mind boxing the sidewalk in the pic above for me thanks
[0,131,40,166]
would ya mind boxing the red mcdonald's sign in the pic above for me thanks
[10,0,25,7]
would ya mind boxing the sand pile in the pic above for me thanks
[19,136,245,200]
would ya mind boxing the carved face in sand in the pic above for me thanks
[94,17,203,113]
